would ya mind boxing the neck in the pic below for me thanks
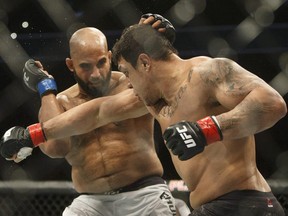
[155,55,188,106]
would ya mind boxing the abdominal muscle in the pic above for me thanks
[65,121,163,193]
[171,137,271,209]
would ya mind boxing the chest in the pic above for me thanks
[157,85,222,131]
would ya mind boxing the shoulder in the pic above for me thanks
[191,56,234,68]
[111,71,130,87]
[111,71,127,81]
[191,56,240,83]
[56,84,79,105]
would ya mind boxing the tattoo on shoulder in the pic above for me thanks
[199,59,232,85]
[200,59,260,96]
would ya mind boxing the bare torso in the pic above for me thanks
[149,57,271,209]
[57,72,163,193]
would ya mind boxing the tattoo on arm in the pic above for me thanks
[218,91,266,131]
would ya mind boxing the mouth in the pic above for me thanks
[89,81,103,87]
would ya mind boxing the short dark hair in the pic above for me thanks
[112,24,178,68]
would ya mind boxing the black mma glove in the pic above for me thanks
[0,124,45,161]
[23,59,57,97]
[141,13,176,44]
[163,116,223,161]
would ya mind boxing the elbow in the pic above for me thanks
[275,96,287,119]
[39,140,69,158]
[271,95,287,122]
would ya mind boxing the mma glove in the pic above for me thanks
[163,116,223,161]
[141,13,176,44]
[23,59,57,97]
[0,123,45,161]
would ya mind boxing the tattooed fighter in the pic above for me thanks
[112,24,287,215]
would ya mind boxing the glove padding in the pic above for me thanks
[23,59,57,96]
[163,121,206,161]
[0,126,33,160]
[141,13,176,44]
[163,116,222,161]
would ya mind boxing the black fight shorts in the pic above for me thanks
[190,190,285,216]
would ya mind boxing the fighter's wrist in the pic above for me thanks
[27,123,47,147]
[37,78,57,97]
[196,116,223,145]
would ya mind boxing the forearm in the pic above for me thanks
[216,87,287,140]
[39,94,65,122]
[38,94,69,157]
[42,89,148,140]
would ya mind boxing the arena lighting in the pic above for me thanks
[10,32,17,39]
[37,0,79,32]
[0,22,29,78]
[269,72,288,96]
[22,21,29,28]
[228,0,285,49]
[0,22,32,122]
[207,37,234,58]
[167,0,206,26]
[110,0,141,27]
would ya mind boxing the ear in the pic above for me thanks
[138,53,151,72]
[108,50,112,64]
[65,58,74,73]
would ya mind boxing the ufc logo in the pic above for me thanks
[176,125,196,148]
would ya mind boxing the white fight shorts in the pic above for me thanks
[63,176,177,216]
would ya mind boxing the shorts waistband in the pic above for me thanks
[217,190,275,200]
[81,175,165,195]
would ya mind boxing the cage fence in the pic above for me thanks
[0,180,287,216]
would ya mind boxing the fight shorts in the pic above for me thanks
[62,175,177,216]
[190,190,285,216]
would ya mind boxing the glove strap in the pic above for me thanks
[197,116,223,145]
[27,123,46,146]
[37,78,57,97]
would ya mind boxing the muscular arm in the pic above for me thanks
[203,58,287,139]
[42,88,148,140]
[38,94,70,158]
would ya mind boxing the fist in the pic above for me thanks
[163,121,206,160]
[140,13,176,44]
[0,126,33,162]
[23,59,57,97]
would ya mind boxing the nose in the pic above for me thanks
[90,66,101,79]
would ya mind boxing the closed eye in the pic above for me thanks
[97,58,107,68]
[80,63,92,71]
[118,65,129,77]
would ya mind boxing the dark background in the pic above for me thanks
[0,0,288,181]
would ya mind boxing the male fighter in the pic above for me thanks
[111,24,287,215]
[0,15,182,216]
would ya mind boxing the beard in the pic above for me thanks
[74,68,111,98]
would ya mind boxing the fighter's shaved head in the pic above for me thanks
[69,27,108,58]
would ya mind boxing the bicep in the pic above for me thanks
[208,58,286,136]
[211,58,267,109]
[98,89,148,123]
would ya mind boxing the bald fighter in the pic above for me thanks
[0,15,181,216]
[111,24,287,215]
